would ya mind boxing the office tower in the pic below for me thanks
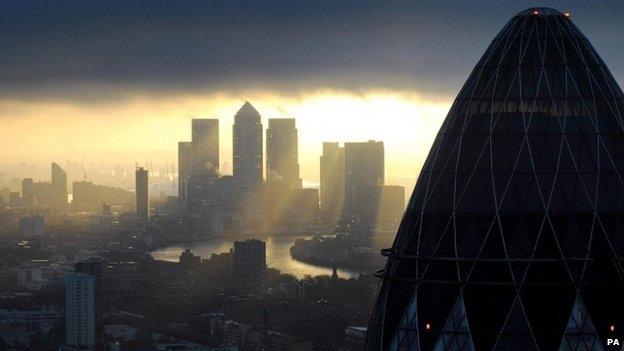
[66,272,95,349]
[213,175,255,224]
[366,8,624,351]
[74,259,104,347]
[72,181,134,212]
[75,260,103,293]
[178,141,193,201]
[21,178,34,205]
[135,167,149,220]
[233,239,266,294]
[233,102,263,186]
[19,215,44,237]
[266,118,301,188]
[192,119,219,176]
[320,142,345,224]
[51,162,67,208]
[344,141,384,217]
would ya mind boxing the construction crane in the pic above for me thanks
[147,162,159,192]
[81,156,87,181]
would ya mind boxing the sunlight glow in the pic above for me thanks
[0,89,450,191]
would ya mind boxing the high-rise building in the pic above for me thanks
[51,162,67,208]
[178,141,193,201]
[135,167,149,220]
[233,239,266,294]
[192,119,219,176]
[266,118,301,188]
[233,102,263,186]
[320,142,345,224]
[74,260,104,347]
[366,8,624,351]
[344,141,384,217]
[19,215,44,237]
[66,272,95,349]
[21,178,34,206]
[72,181,134,212]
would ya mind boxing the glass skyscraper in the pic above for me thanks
[366,8,624,351]
[233,102,263,186]
[266,118,301,189]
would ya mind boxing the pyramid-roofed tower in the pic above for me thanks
[365,7,624,351]
[233,101,263,185]
[235,101,261,120]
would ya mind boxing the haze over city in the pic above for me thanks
[3,1,624,351]
[5,0,624,193]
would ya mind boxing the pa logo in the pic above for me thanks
[607,338,620,346]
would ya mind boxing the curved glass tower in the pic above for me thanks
[366,8,624,351]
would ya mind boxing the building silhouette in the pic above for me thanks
[320,142,345,225]
[19,215,44,238]
[135,167,149,220]
[233,239,266,294]
[266,118,301,189]
[233,102,263,186]
[366,8,624,350]
[75,259,104,346]
[192,119,219,176]
[72,181,134,212]
[65,272,95,350]
[178,141,192,201]
[344,141,384,217]
[21,178,34,206]
[51,162,67,208]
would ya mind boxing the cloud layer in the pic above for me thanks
[2,0,624,101]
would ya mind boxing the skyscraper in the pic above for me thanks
[75,259,104,345]
[320,142,345,224]
[366,8,624,351]
[66,272,95,350]
[233,239,266,294]
[21,178,34,205]
[192,119,219,176]
[135,167,148,220]
[233,102,263,186]
[344,141,384,217]
[178,141,192,201]
[51,162,67,208]
[266,118,301,189]
[19,215,44,237]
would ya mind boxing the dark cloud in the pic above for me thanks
[2,0,624,100]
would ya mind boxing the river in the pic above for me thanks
[150,235,365,279]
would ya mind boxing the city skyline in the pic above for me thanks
[0,100,427,195]
[14,2,624,190]
[2,2,624,350]
[0,95,445,193]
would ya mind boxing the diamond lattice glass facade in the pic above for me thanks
[365,8,624,351]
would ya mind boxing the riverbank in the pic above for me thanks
[289,235,386,273]
[149,235,365,279]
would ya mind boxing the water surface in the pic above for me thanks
[150,236,363,279]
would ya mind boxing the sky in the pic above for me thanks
[2,0,624,192]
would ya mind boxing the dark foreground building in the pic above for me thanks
[366,8,624,351]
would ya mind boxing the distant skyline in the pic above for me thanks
[2,1,624,192]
